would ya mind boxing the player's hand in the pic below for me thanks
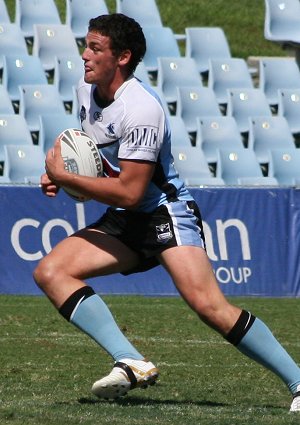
[45,138,67,184]
[40,173,60,197]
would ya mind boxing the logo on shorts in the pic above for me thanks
[156,223,173,243]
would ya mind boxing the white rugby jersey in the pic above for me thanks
[77,75,193,212]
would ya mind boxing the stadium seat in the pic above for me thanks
[171,146,213,186]
[142,26,181,73]
[116,0,163,27]
[237,176,279,186]
[185,27,231,74]
[134,61,152,86]
[258,57,300,106]
[65,0,109,41]
[195,116,244,163]
[226,88,272,134]
[151,86,171,117]
[0,0,10,23]
[38,113,81,154]
[168,116,192,148]
[19,84,67,132]
[2,54,48,102]
[15,0,61,40]
[208,58,254,106]
[268,148,300,185]
[53,54,83,103]
[0,23,28,69]
[3,144,45,183]
[248,115,296,164]
[264,0,300,44]
[0,114,33,162]
[157,57,203,103]
[216,148,265,185]
[0,86,15,114]
[32,24,79,72]
[176,86,222,134]
[277,88,300,134]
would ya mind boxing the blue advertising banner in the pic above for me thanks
[0,185,299,297]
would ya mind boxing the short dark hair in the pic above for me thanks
[88,13,146,74]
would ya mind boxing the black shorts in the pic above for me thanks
[87,200,205,275]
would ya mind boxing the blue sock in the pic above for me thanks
[59,287,144,362]
[236,315,300,394]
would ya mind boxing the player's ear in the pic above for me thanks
[118,49,131,66]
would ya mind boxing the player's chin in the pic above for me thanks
[84,71,95,84]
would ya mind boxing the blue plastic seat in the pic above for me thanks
[65,0,109,41]
[226,88,272,134]
[38,113,81,154]
[19,84,67,132]
[185,27,231,74]
[277,88,300,134]
[134,61,152,86]
[259,57,300,106]
[264,0,300,44]
[3,144,45,183]
[176,86,222,134]
[0,114,33,162]
[53,54,83,103]
[0,86,15,114]
[142,26,181,72]
[15,0,61,40]
[116,0,163,27]
[32,24,79,71]
[195,116,244,163]
[268,148,300,185]
[168,116,192,148]
[157,57,203,104]
[2,54,47,102]
[0,23,28,69]
[171,146,213,186]
[208,58,254,105]
[248,115,296,163]
[216,148,264,185]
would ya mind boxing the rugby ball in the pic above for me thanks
[58,128,103,202]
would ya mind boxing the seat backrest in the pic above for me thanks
[269,148,300,185]
[53,54,83,102]
[248,115,296,163]
[185,27,231,74]
[15,0,61,39]
[38,113,81,153]
[0,0,10,23]
[0,86,15,114]
[19,84,66,132]
[32,24,79,71]
[195,116,244,163]
[208,57,254,105]
[2,54,47,102]
[168,116,192,148]
[0,23,28,68]
[226,88,272,133]
[142,26,181,72]
[3,144,45,183]
[176,86,222,133]
[65,0,109,40]
[277,88,300,134]
[134,61,152,86]
[0,114,33,161]
[259,57,300,105]
[171,146,212,185]
[116,0,163,26]
[264,0,300,42]
[216,148,263,184]
[157,57,203,103]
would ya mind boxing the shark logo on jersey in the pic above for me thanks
[156,223,173,243]
[80,106,86,123]
[94,111,103,122]
[107,123,115,135]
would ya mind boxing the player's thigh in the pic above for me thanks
[40,228,140,278]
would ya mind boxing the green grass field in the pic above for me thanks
[1,295,300,425]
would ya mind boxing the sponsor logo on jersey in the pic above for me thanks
[156,223,173,243]
[125,125,159,154]
[80,106,86,122]
[93,111,103,122]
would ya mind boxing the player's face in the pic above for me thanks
[82,31,119,85]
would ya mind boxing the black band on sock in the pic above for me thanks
[225,309,256,346]
[59,286,95,321]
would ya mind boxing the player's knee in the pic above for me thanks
[33,257,57,291]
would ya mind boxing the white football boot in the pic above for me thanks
[290,385,300,412]
[91,358,159,399]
